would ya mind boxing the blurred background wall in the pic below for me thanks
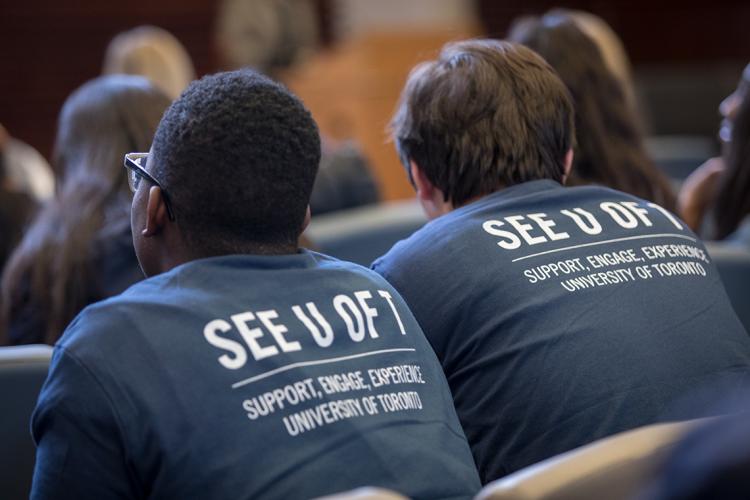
[1,0,749,200]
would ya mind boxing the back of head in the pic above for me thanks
[391,39,574,207]
[1,75,171,345]
[55,75,170,195]
[715,90,750,239]
[103,25,196,99]
[215,0,319,75]
[509,14,676,210]
[150,69,321,253]
[557,9,637,112]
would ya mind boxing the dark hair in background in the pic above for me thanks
[509,14,677,211]
[150,69,321,253]
[714,92,750,239]
[391,39,574,207]
[1,75,170,345]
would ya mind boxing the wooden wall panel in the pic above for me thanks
[3,1,750,199]
[0,0,218,162]
[477,0,750,64]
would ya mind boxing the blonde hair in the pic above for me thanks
[215,0,318,75]
[559,10,638,120]
[103,25,196,99]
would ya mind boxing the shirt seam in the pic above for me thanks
[55,345,133,464]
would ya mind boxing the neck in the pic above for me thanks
[429,192,492,219]
[181,235,302,264]
[147,243,302,276]
[145,225,302,277]
[450,193,487,211]
[188,241,300,259]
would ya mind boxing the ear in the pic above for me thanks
[301,205,311,233]
[561,148,574,185]
[410,161,436,201]
[142,186,169,237]
[410,161,449,219]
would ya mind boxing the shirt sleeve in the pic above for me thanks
[30,347,140,500]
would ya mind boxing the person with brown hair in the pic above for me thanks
[372,38,750,483]
[508,13,676,211]
[0,75,171,345]
[103,25,196,100]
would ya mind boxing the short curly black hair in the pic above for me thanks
[151,69,321,251]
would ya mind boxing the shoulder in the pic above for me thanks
[307,250,402,292]
[55,301,130,356]
[371,215,446,279]
[55,273,172,354]
[549,183,648,205]
[371,191,520,274]
[564,183,677,208]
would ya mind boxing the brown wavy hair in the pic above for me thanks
[0,75,170,344]
[509,13,676,210]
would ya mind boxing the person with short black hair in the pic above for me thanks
[373,39,750,483]
[30,70,481,500]
[143,70,320,259]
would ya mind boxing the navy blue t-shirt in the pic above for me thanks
[372,180,750,483]
[31,251,481,499]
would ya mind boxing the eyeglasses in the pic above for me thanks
[123,152,176,221]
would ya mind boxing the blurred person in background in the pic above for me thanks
[0,128,36,273]
[679,63,750,246]
[0,75,170,346]
[0,123,54,203]
[215,0,380,216]
[103,25,196,100]
[509,13,676,211]
[214,0,318,79]
[562,9,643,130]
[712,90,750,246]
[309,137,381,215]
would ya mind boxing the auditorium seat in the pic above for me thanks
[0,344,53,500]
[475,419,709,500]
[706,243,750,334]
[305,199,426,266]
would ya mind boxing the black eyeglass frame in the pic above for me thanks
[123,152,176,221]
